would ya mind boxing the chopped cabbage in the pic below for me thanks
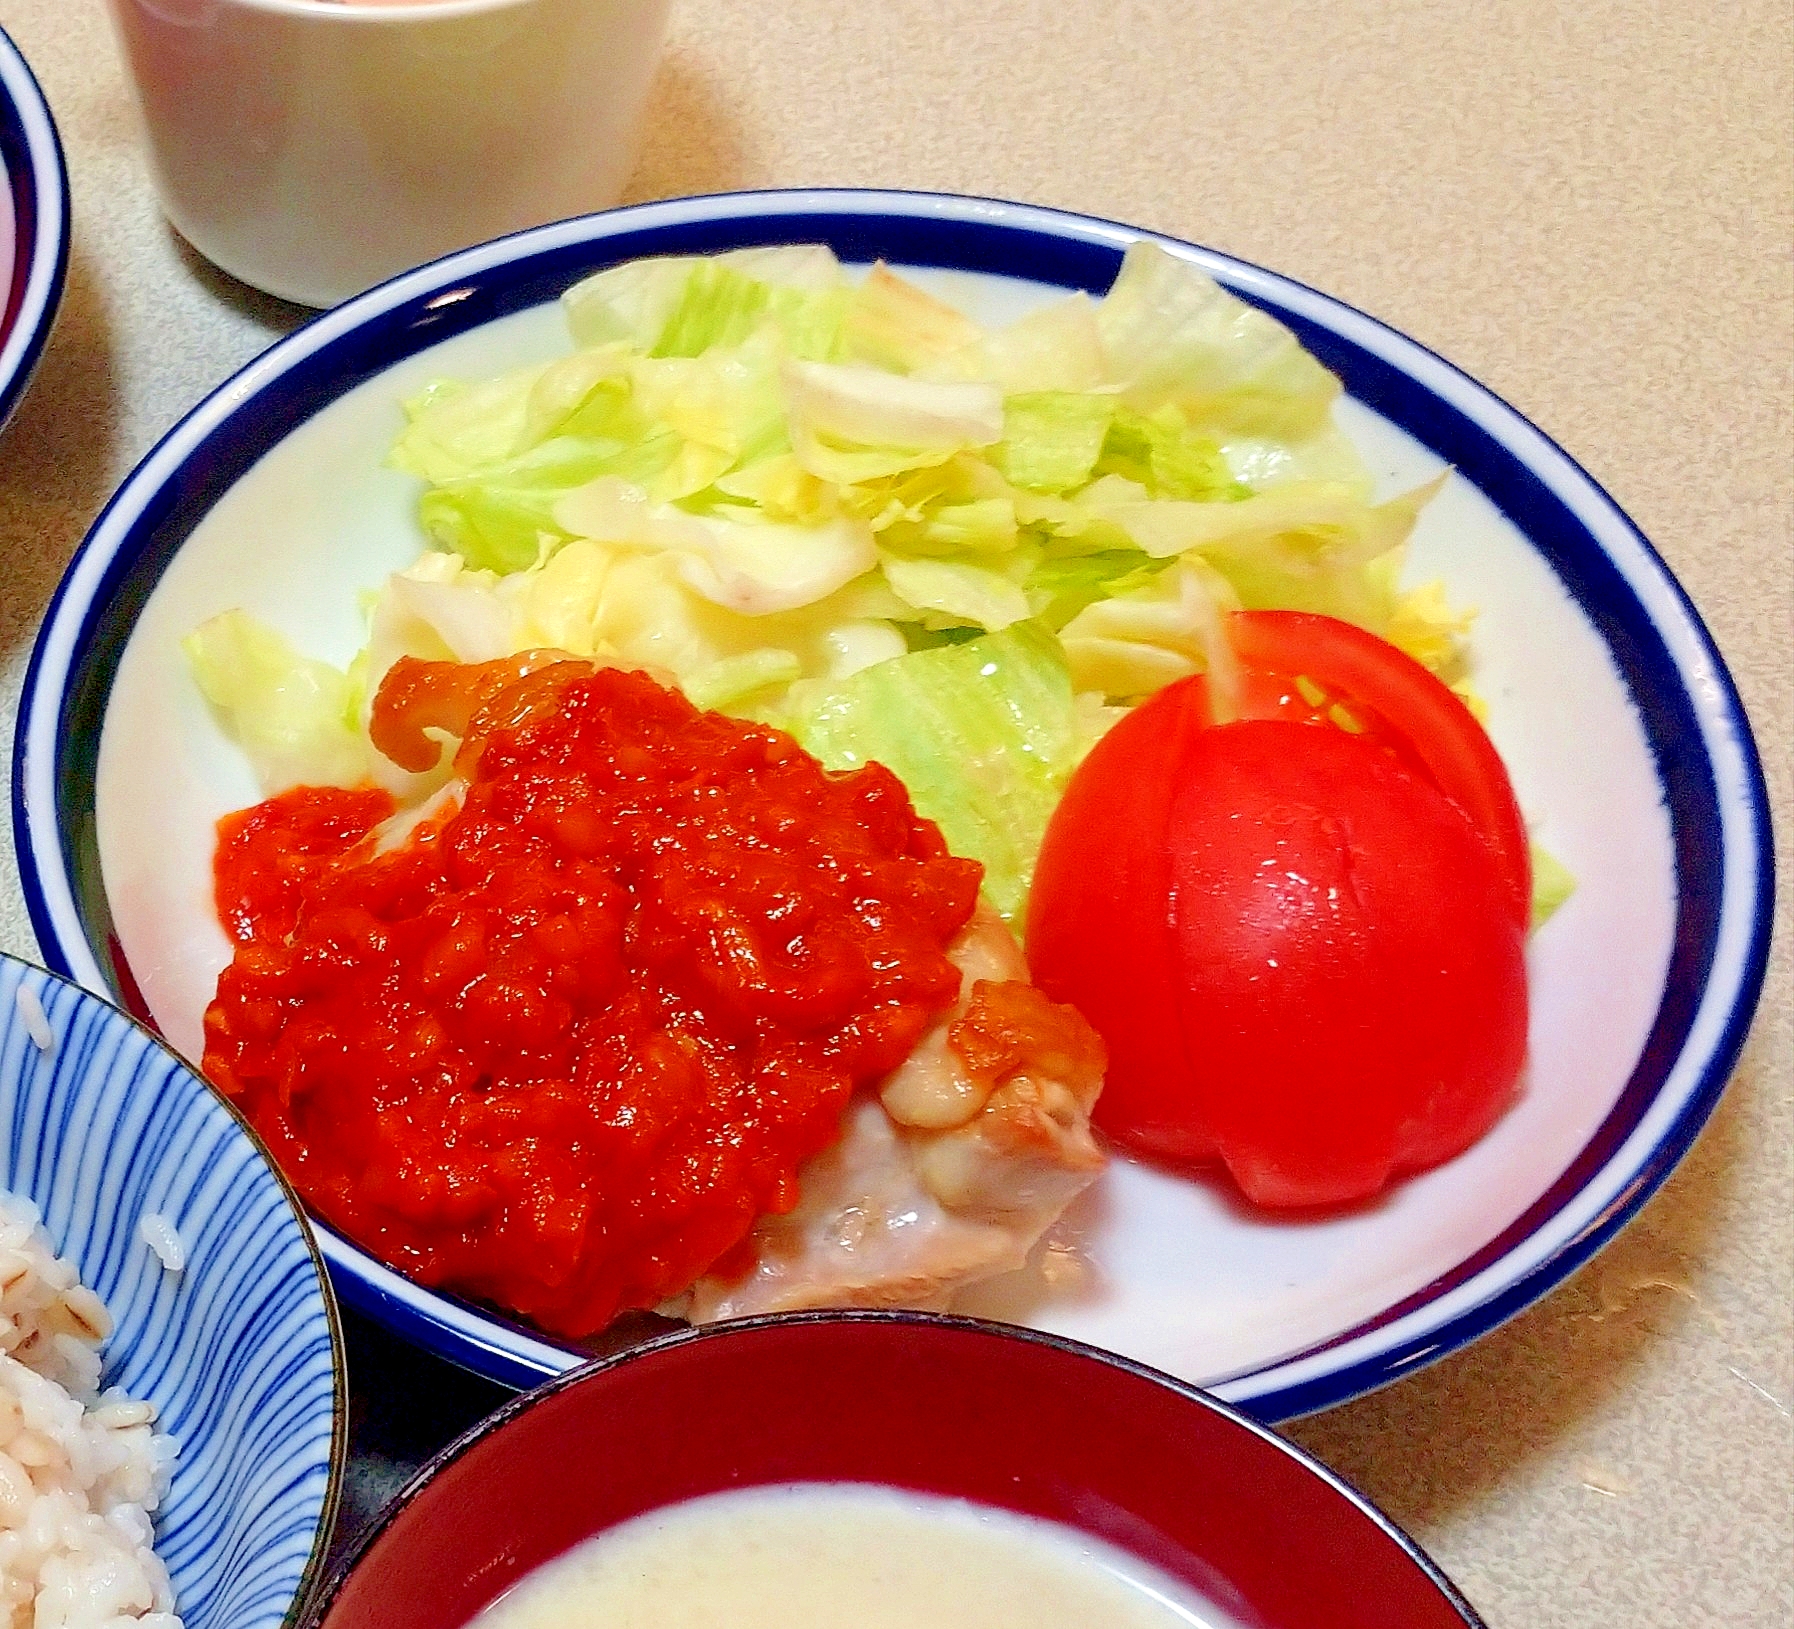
[193,244,1506,925]
[783,622,1079,923]
[1095,240,1340,437]
[374,242,1456,712]
[844,263,985,373]
[928,292,1107,394]
[881,555,1031,632]
[185,611,367,793]
[1530,843,1577,929]
[1059,557,1240,699]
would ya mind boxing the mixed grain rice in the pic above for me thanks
[0,1196,181,1629]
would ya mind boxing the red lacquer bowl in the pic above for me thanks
[305,1313,1482,1629]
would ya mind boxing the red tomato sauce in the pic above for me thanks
[203,663,982,1337]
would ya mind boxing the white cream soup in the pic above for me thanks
[469,1482,1245,1629]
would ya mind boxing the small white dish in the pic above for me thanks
[14,190,1772,1418]
[104,0,671,308]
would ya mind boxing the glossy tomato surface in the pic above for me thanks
[1229,612,1531,924]
[1162,719,1527,1204]
[1028,613,1530,1207]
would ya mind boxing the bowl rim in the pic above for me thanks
[126,0,579,22]
[0,21,69,433]
[0,945,349,1629]
[297,1309,1489,1629]
[10,185,1775,1419]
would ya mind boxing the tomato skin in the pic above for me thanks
[1026,680,1205,1154]
[1229,611,1532,926]
[1026,612,1531,1209]
[1161,720,1527,1206]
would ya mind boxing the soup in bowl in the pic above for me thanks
[304,1312,1481,1629]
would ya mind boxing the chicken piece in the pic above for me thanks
[681,904,1107,1322]
[911,1068,1104,1218]
[877,905,1028,1130]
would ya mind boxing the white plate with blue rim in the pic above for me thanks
[0,23,66,434]
[12,190,1773,1417]
[0,951,343,1627]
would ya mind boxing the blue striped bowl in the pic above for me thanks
[0,24,67,432]
[0,953,344,1627]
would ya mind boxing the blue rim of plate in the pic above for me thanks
[0,23,68,433]
[11,189,1774,1417]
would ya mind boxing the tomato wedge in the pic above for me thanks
[1023,677,1208,1155]
[1027,611,1531,1208]
[1226,611,1531,925]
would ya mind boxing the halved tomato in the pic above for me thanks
[1026,611,1530,1208]
[1227,611,1531,925]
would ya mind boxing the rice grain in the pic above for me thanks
[11,988,52,1054]
[135,1218,185,1277]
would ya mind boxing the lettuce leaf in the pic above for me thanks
[843,263,985,374]
[1058,557,1241,699]
[994,392,1115,493]
[784,622,1078,922]
[1092,404,1245,502]
[1189,475,1446,634]
[562,245,846,353]
[1097,240,1341,438]
[881,555,1031,631]
[380,249,1455,725]
[323,250,1471,823]
[781,359,1005,485]
[927,292,1106,394]
[1530,843,1577,930]
[184,611,368,793]
[553,477,877,615]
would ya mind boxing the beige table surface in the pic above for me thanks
[0,1,1789,1623]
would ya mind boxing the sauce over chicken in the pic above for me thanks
[204,657,1105,1336]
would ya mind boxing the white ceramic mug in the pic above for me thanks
[105,0,673,307]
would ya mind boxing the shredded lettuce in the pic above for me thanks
[373,242,1456,705]
[1096,240,1341,437]
[881,555,1031,632]
[993,393,1114,493]
[783,622,1078,923]
[563,245,846,355]
[185,611,367,793]
[927,292,1107,394]
[844,263,985,374]
[684,648,804,712]
[1530,843,1577,929]
[1058,557,1240,700]
[191,244,1512,927]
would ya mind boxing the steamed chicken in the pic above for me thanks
[682,901,1103,1320]
[203,655,1105,1336]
